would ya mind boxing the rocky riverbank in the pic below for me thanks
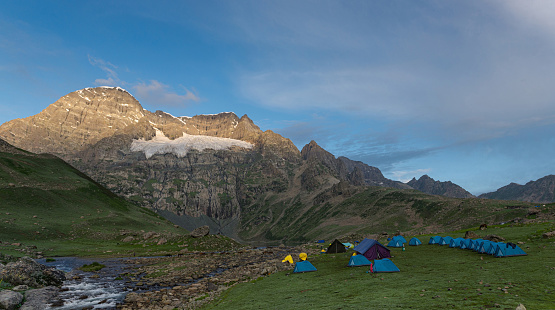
[119,246,319,309]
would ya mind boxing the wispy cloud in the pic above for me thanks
[134,80,200,108]
[391,169,432,183]
[87,56,200,108]
[88,55,120,86]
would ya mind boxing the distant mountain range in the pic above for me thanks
[479,175,555,204]
[0,86,552,243]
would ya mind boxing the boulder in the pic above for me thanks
[464,231,479,239]
[157,237,168,245]
[0,257,65,288]
[122,236,135,243]
[143,231,159,240]
[484,235,506,242]
[0,290,23,310]
[20,286,59,310]
[190,226,210,238]
[516,304,526,310]
[542,231,555,239]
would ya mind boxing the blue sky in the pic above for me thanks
[2,0,555,195]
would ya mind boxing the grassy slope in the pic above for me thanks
[204,222,555,309]
[0,150,196,257]
[239,186,536,244]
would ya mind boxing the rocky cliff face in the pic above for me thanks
[0,86,482,243]
[479,175,555,203]
[407,175,474,198]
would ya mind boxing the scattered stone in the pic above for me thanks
[0,290,23,310]
[542,231,555,239]
[0,257,65,287]
[122,236,135,243]
[20,286,59,310]
[12,285,28,292]
[484,235,506,242]
[157,238,168,245]
[143,231,159,240]
[465,231,479,239]
[190,226,210,238]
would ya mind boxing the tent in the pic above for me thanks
[372,258,400,273]
[459,239,471,250]
[468,239,483,251]
[477,241,494,254]
[353,239,391,260]
[487,242,502,255]
[493,243,527,258]
[348,254,372,267]
[438,236,454,246]
[343,242,354,249]
[293,260,317,273]
[316,240,325,243]
[326,239,346,254]
[408,237,422,246]
[392,235,407,243]
[449,237,465,248]
[387,238,404,248]
[428,236,441,245]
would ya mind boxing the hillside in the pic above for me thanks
[0,138,190,256]
[0,87,532,245]
[479,175,555,203]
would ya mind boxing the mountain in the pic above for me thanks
[479,175,555,203]
[0,137,185,255]
[1,86,524,244]
[407,175,474,199]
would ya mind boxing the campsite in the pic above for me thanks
[203,222,555,309]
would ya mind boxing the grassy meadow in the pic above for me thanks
[204,222,555,309]
[0,150,243,258]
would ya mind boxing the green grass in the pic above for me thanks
[79,262,106,272]
[203,222,555,309]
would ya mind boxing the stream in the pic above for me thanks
[37,256,160,309]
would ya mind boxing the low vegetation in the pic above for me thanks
[205,222,555,309]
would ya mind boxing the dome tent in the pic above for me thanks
[353,239,391,260]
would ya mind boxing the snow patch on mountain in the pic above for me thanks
[131,129,253,158]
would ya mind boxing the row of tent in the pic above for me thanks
[296,238,400,273]
[387,235,423,247]
[428,236,527,257]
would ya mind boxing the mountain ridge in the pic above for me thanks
[0,86,510,243]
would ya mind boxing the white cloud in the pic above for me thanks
[88,55,120,86]
[391,169,432,183]
[134,80,200,107]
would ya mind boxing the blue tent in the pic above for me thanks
[372,258,400,273]
[449,237,465,248]
[459,239,471,250]
[293,260,317,273]
[353,239,391,260]
[316,240,325,243]
[428,236,441,245]
[493,243,527,258]
[387,239,404,248]
[468,239,483,251]
[477,240,494,254]
[487,242,502,255]
[408,237,422,246]
[438,236,454,246]
[392,235,407,243]
[348,255,372,267]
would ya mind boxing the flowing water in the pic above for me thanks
[37,257,147,309]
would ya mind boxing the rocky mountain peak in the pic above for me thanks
[300,140,331,161]
[408,175,474,198]
[0,87,149,155]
